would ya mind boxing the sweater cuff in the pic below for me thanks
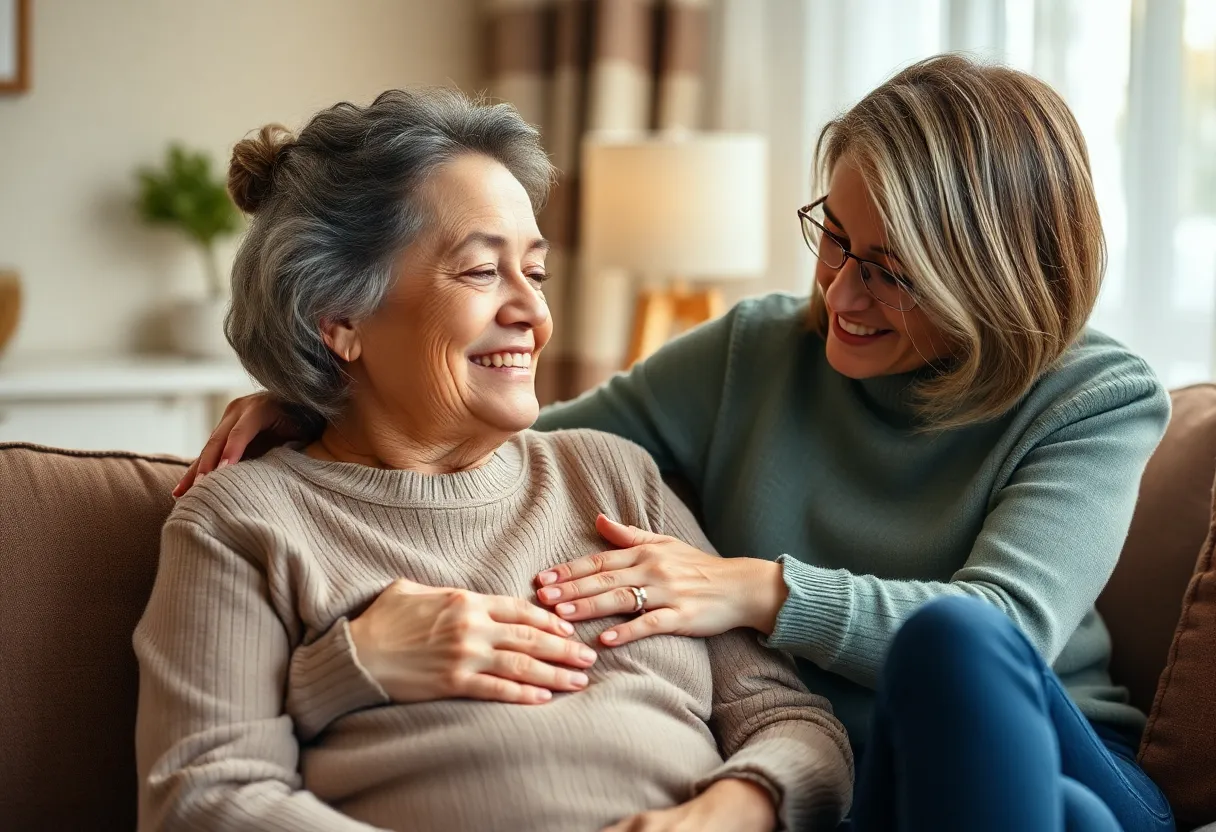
[693,741,851,832]
[765,556,854,669]
[287,618,391,742]
[692,768,785,829]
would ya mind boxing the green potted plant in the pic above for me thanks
[136,144,242,357]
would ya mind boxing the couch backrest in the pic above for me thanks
[1097,384,1216,715]
[0,444,185,832]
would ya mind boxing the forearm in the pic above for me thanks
[766,395,1167,689]
[767,554,1106,690]
[141,773,385,832]
[767,559,970,688]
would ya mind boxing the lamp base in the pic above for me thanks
[625,283,725,368]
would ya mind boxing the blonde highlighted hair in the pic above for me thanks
[810,54,1104,429]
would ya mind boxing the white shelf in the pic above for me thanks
[0,353,259,457]
[0,353,255,400]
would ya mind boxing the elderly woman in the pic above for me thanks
[184,57,1176,831]
[133,90,852,832]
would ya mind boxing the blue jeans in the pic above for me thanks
[848,596,1174,832]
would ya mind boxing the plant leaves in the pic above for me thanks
[135,143,242,246]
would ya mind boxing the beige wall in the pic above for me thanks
[0,0,477,356]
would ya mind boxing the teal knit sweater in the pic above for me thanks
[534,293,1170,747]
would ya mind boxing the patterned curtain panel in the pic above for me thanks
[486,0,709,404]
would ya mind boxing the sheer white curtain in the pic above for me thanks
[1026,0,1216,388]
[721,0,1216,386]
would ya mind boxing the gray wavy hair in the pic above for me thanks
[224,88,556,430]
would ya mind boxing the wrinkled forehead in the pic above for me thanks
[414,155,544,253]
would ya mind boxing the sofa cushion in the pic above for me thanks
[1139,479,1216,829]
[0,444,185,832]
[1098,384,1216,715]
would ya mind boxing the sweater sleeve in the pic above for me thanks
[133,518,387,832]
[653,480,854,829]
[287,617,391,742]
[533,303,735,480]
[766,373,1171,690]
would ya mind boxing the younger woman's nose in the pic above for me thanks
[823,260,873,312]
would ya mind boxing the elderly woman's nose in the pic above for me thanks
[499,273,549,326]
[824,260,872,312]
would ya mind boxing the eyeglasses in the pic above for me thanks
[797,197,918,312]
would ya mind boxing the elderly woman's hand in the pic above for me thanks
[173,392,301,497]
[350,578,598,705]
[600,779,777,832]
[536,516,788,647]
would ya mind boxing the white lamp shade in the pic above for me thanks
[581,134,768,279]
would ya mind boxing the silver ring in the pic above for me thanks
[629,586,647,614]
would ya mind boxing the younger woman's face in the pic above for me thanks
[814,159,953,378]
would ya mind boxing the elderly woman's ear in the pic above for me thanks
[321,319,361,363]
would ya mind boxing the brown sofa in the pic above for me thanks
[2,387,1215,831]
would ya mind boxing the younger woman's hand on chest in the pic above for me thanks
[534,515,789,648]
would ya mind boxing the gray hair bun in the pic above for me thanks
[228,124,295,214]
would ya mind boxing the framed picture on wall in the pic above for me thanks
[0,0,29,94]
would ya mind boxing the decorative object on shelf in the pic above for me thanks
[165,297,232,359]
[0,0,29,94]
[582,134,768,367]
[136,144,242,358]
[0,269,20,355]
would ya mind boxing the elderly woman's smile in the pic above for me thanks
[469,350,533,369]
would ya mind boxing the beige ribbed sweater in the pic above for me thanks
[134,428,852,832]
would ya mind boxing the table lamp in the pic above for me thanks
[581,133,768,367]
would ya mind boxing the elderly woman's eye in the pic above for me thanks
[527,271,550,284]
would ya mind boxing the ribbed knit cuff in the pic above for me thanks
[765,556,854,670]
[694,748,851,832]
[287,618,390,742]
[692,767,785,829]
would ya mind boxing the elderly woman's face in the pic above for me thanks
[341,154,552,439]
